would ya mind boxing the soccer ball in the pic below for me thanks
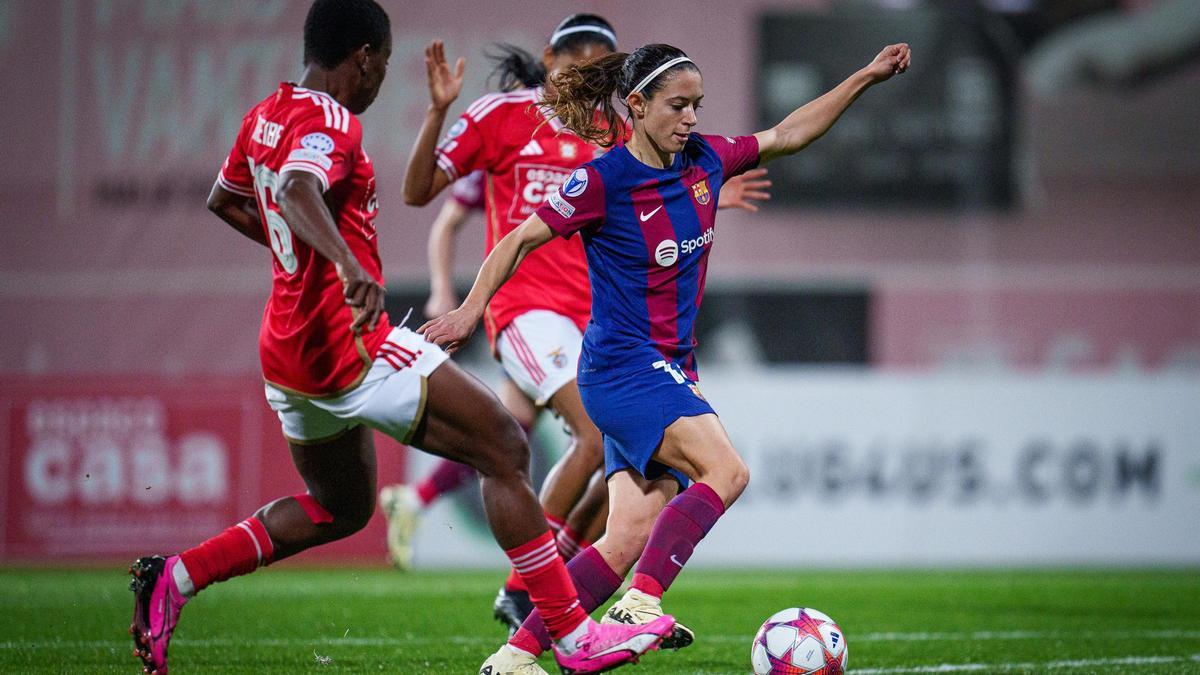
[750,607,847,674]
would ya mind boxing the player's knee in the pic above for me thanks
[599,522,651,567]
[297,491,374,538]
[724,458,750,505]
[330,493,375,537]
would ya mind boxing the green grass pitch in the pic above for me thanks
[2,567,1198,673]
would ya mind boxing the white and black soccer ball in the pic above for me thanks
[750,607,847,675]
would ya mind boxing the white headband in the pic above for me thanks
[627,56,694,97]
[550,25,617,48]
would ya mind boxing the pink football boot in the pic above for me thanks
[553,615,676,674]
[129,555,188,674]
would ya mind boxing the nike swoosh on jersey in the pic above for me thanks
[640,206,663,222]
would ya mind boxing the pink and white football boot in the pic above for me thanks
[129,555,189,674]
[552,615,676,674]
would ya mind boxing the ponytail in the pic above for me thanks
[541,52,628,148]
[540,44,696,149]
[487,44,547,92]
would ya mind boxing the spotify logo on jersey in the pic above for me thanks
[655,240,679,267]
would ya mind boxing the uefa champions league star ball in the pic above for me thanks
[750,607,847,675]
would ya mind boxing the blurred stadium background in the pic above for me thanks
[1,0,1198,576]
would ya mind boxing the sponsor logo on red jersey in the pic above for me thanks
[510,164,572,223]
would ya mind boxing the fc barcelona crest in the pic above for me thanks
[691,179,711,205]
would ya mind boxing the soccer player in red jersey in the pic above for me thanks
[126,3,675,673]
[399,14,770,634]
[422,40,910,673]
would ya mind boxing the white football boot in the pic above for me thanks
[601,588,695,650]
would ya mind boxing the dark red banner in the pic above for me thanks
[0,376,408,562]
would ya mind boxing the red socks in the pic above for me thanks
[505,511,569,592]
[178,516,274,594]
[555,525,590,561]
[504,530,588,638]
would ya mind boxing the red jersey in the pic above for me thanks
[435,87,598,343]
[217,82,390,397]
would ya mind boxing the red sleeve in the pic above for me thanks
[216,115,254,197]
[536,166,605,239]
[450,170,486,210]
[704,134,760,178]
[278,116,362,192]
[435,110,488,181]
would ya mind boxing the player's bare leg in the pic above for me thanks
[410,362,545,548]
[540,382,605,520]
[379,377,536,572]
[411,359,674,670]
[492,378,544,630]
[130,427,379,674]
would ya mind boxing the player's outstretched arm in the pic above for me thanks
[419,214,556,352]
[276,171,384,334]
[403,40,465,206]
[755,44,910,164]
[425,198,473,318]
[207,182,269,248]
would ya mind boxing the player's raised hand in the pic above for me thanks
[719,168,772,213]
[863,43,911,83]
[418,305,480,354]
[337,261,386,334]
[425,40,465,111]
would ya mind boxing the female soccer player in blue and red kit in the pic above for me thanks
[422,40,910,673]
[396,14,770,635]
[127,3,674,674]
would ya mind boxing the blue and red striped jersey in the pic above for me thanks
[536,133,759,384]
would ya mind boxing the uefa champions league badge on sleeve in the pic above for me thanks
[446,118,467,139]
[563,168,588,197]
[301,132,335,154]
